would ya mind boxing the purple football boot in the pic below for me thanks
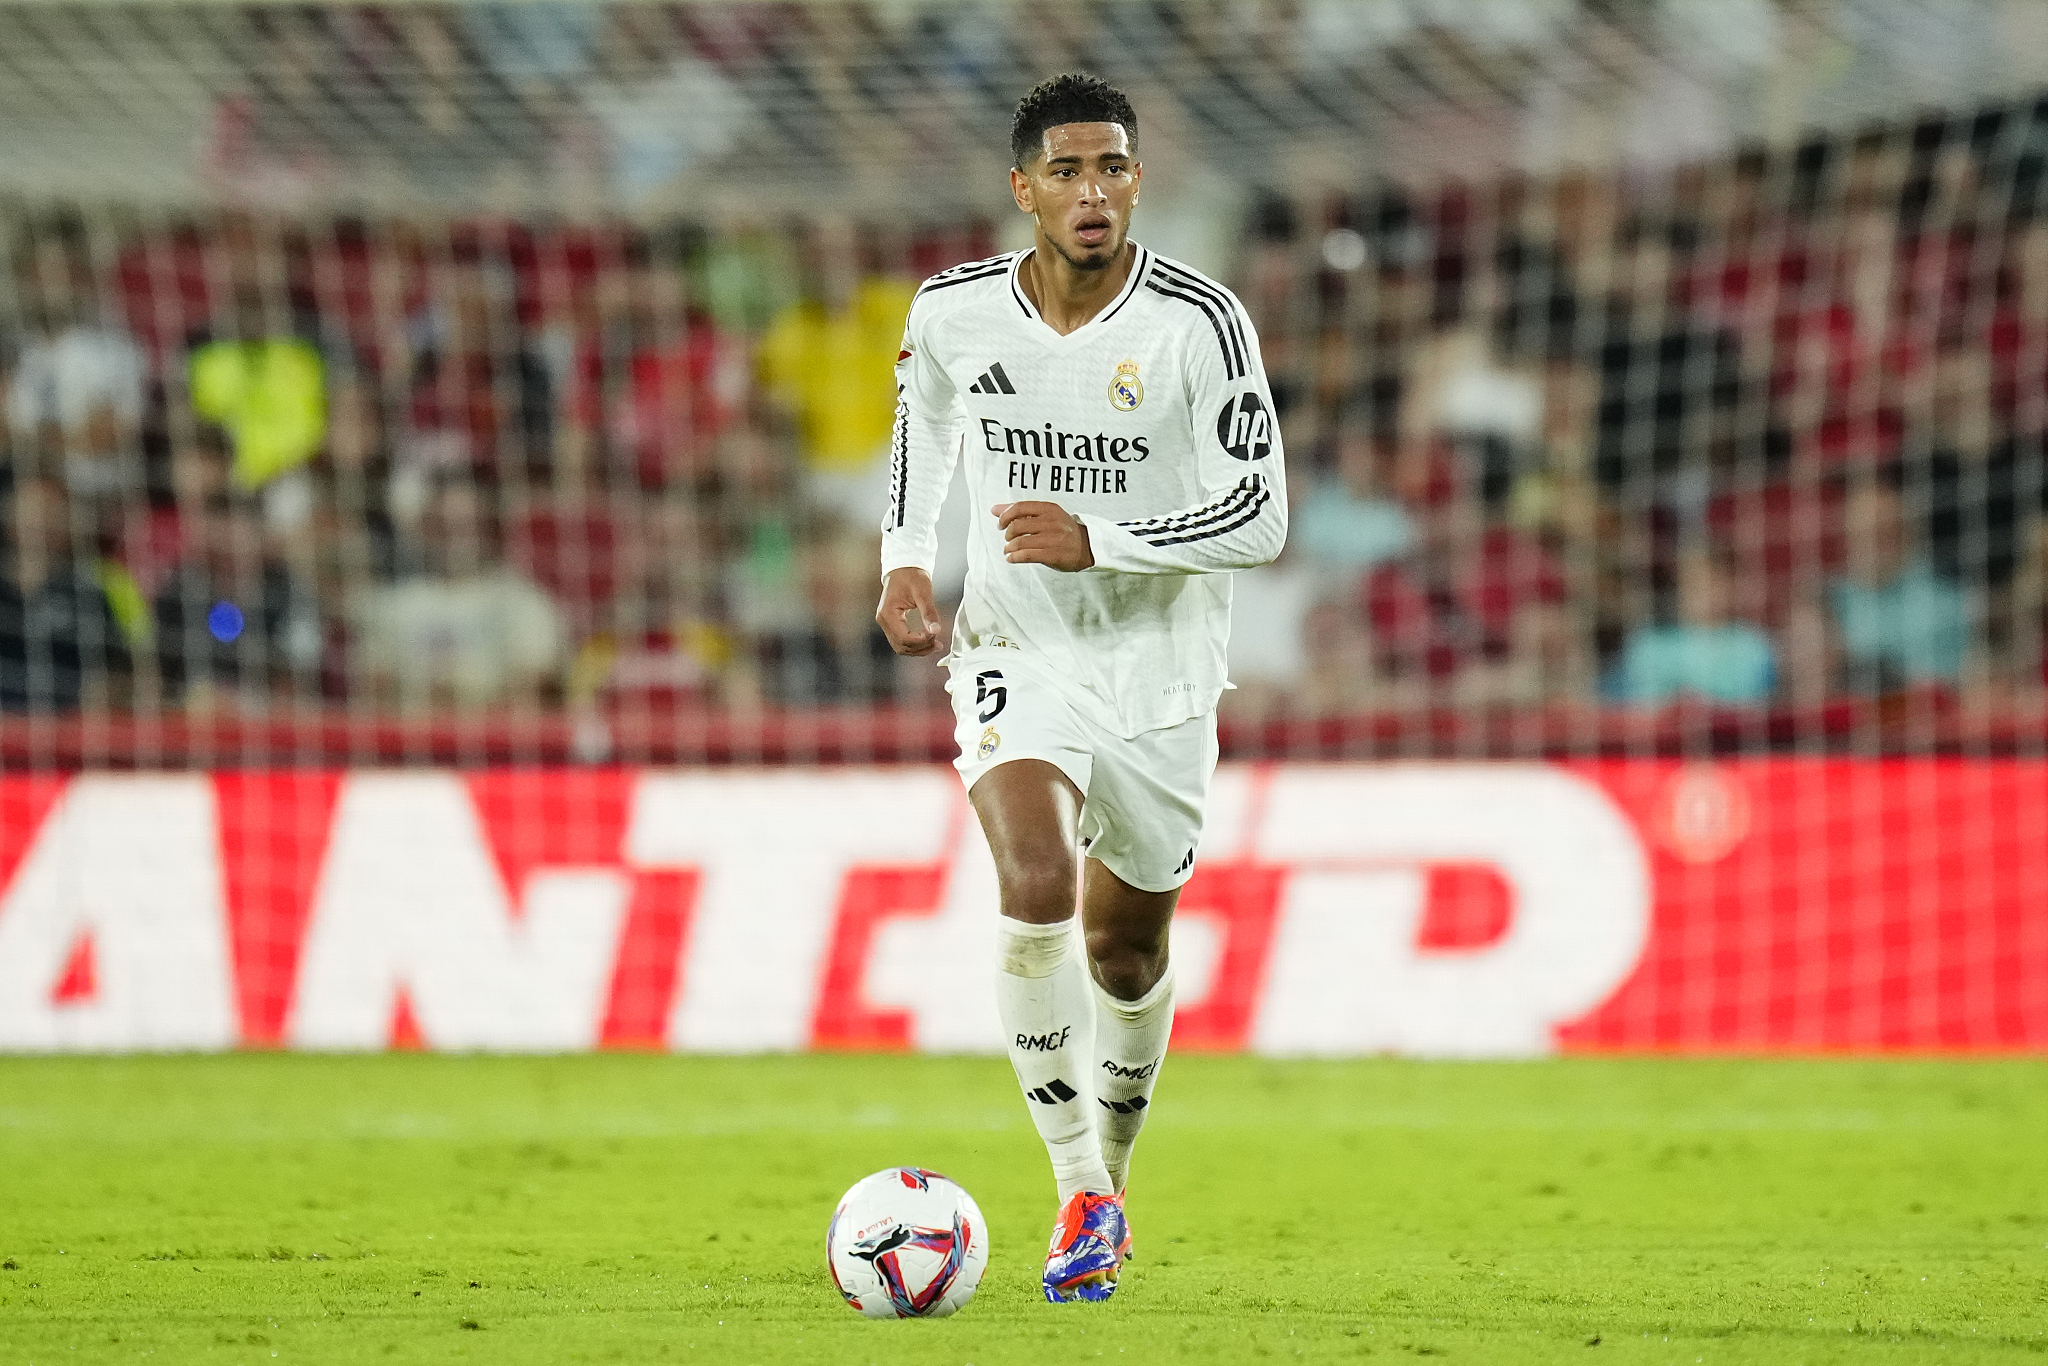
[1041,1191,1131,1302]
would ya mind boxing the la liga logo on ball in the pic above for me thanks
[1108,358,1143,411]
[827,1167,988,1318]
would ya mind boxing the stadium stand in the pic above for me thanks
[2,1,2047,763]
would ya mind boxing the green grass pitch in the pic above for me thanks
[1,1054,2043,1364]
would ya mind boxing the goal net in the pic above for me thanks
[0,0,2043,1054]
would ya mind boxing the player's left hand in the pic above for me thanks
[994,502,1094,571]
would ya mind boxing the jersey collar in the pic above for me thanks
[1008,243,1152,339]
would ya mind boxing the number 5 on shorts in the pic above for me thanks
[975,670,1007,723]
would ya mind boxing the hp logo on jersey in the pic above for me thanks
[1216,392,1273,460]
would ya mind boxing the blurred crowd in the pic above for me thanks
[5,101,2048,734]
[1230,107,2048,725]
[0,209,988,718]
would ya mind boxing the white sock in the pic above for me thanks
[996,917,1112,1202]
[1092,967,1174,1194]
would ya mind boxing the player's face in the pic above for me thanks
[1011,123,1141,272]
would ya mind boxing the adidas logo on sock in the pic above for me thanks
[1027,1078,1078,1104]
[1098,1096,1149,1115]
[968,361,1016,394]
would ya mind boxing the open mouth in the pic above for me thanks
[1074,214,1111,248]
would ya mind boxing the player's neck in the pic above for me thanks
[1019,237,1136,336]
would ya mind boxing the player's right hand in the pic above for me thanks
[877,567,944,656]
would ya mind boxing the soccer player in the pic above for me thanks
[876,73,1287,1302]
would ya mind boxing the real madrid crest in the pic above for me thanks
[1108,358,1144,412]
[977,726,1001,760]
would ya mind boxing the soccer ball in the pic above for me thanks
[826,1167,988,1318]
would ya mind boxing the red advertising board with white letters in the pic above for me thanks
[2,762,2044,1054]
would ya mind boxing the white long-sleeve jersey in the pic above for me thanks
[881,244,1287,737]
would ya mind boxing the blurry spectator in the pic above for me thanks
[1225,591,1390,722]
[354,479,565,708]
[504,482,631,643]
[1291,425,1414,573]
[1988,219,2048,432]
[1705,464,1850,612]
[1406,307,1544,504]
[757,220,916,521]
[153,492,322,706]
[1959,511,2048,712]
[583,492,730,707]
[1504,356,1598,524]
[697,223,795,336]
[1829,481,1969,690]
[1363,485,1568,683]
[188,286,327,492]
[279,375,404,699]
[2003,518,2048,693]
[1775,591,1843,707]
[1239,197,1303,405]
[304,373,401,584]
[115,425,235,607]
[404,243,553,483]
[1906,343,2048,590]
[750,517,897,706]
[1608,546,1776,706]
[561,238,739,489]
[1223,545,1319,716]
[1591,219,1744,491]
[718,417,808,650]
[1460,600,1597,708]
[0,476,134,711]
[7,215,147,499]
[1292,599,1389,714]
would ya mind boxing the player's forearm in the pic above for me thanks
[879,404,961,576]
[1079,474,1287,574]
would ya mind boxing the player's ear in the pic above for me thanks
[1010,165,1034,214]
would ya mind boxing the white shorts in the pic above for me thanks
[946,646,1217,893]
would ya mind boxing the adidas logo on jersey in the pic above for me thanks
[1027,1079,1078,1105]
[968,362,1016,395]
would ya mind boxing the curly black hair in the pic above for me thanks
[1010,73,1137,169]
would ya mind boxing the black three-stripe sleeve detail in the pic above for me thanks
[1143,486,1272,547]
[1136,490,1260,542]
[887,398,910,528]
[916,264,1010,298]
[1144,279,1243,380]
[1152,263,1248,376]
[1118,478,1260,538]
[921,252,1016,284]
[1134,489,1263,545]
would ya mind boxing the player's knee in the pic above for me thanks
[995,857,1077,925]
[1085,924,1168,1000]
